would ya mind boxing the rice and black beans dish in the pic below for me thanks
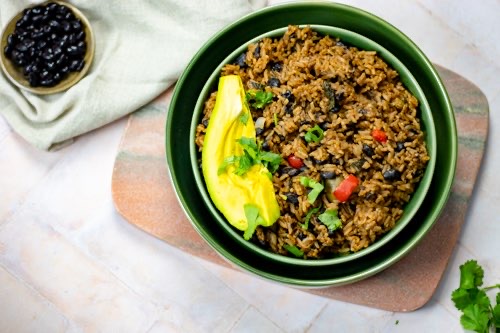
[195,26,429,259]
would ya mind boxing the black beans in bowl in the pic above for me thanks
[0,1,94,94]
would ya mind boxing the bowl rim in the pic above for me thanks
[166,1,457,286]
[188,24,437,266]
[0,0,95,95]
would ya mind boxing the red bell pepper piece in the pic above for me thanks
[287,155,304,169]
[333,174,360,203]
[372,129,387,143]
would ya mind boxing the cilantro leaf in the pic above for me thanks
[300,206,320,229]
[218,156,238,175]
[460,260,484,289]
[219,137,282,177]
[318,209,342,231]
[493,302,500,329]
[243,204,263,240]
[259,151,282,173]
[239,111,249,125]
[451,260,500,332]
[300,176,324,204]
[283,244,304,258]
[460,304,490,333]
[246,90,274,109]
[452,288,491,311]
[304,125,324,143]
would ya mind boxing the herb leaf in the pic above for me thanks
[239,111,249,125]
[246,90,274,109]
[283,244,304,258]
[219,137,282,177]
[318,209,342,231]
[460,304,490,333]
[451,260,500,332]
[304,125,324,143]
[460,260,484,289]
[243,204,262,240]
[300,206,320,229]
[300,176,324,204]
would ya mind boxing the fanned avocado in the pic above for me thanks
[201,75,280,239]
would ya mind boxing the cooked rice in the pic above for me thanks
[195,26,429,259]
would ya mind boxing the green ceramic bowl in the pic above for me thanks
[189,25,436,267]
[166,2,457,286]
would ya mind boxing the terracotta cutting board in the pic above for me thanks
[111,65,488,311]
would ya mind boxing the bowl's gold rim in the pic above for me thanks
[0,0,95,95]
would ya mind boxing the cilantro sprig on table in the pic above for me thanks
[451,260,500,332]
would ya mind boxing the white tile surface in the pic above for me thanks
[1,1,499,332]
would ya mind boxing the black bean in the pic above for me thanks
[313,158,328,165]
[61,20,71,32]
[297,232,306,241]
[267,77,280,87]
[71,19,82,31]
[383,169,401,181]
[282,90,294,102]
[299,166,308,173]
[202,118,209,127]
[270,62,283,72]
[319,122,329,131]
[234,53,247,67]
[36,40,47,50]
[60,65,69,74]
[53,72,62,83]
[285,193,299,204]
[362,144,374,157]
[75,30,85,41]
[4,45,13,57]
[320,171,336,179]
[253,44,260,58]
[42,49,54,61]
[256,127,264,136]
[68,59,80,71]
[49,20,61,30]
[395,142,405,152]
[76,59,85,71]
[66,45,80,56]
[284,103,293,115]
[31,6,43,15]
[28,72,39,86]
[365,192,376,201]
[46,61,57,71]
[261,141,270,151]
[282,167,300,177]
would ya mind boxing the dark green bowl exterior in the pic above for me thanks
[166,2,457,286]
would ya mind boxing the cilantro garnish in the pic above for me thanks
[243,204,264,240]
[304,125,324,143]
[245,89,274,109]
[218,137,282,176]
[283,244,304,258]
[300,206,320,229]
[300,176,324,204]
[451,260,500,332]
[239,111,249,125]
[318,209,342,231]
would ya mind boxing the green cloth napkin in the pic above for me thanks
[0,0,266,150]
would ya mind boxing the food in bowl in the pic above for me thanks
[194,26,430,259]
[3,2,87,88]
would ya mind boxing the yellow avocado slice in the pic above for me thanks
[202,75,280,239]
